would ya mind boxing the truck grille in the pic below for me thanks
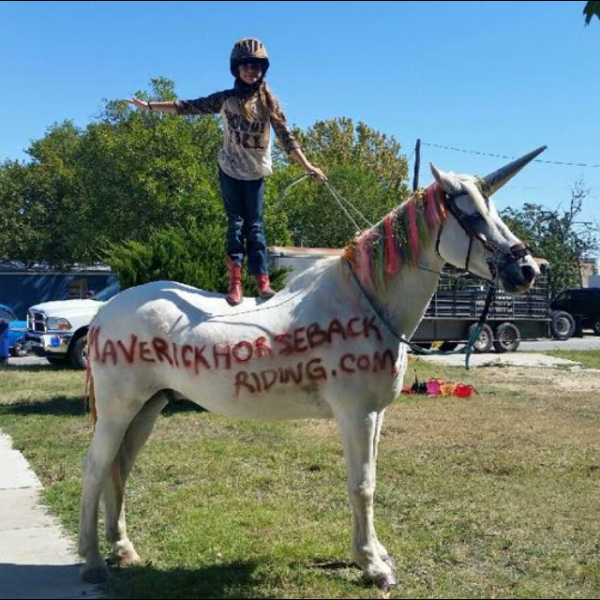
[28,311,46,333]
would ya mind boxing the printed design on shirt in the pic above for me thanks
[224,108,268,151]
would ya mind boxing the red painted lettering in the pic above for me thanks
[307,323,329,349]
[328,319,347,343]
[254,337,273,358]
[117,335,138,364]
[88,327,101,362]
[275,333,294,356]
[194,346,211,374]
[214,344,232,370]
[172,343,180,368]
[139,341,156,363]
[101,340,118,366]
[363,316,383,342]
[153,338,173,366]
[235,372,256,395]
[285,363,304,385]
[347,317,363,338]
[182,345,194,369]
[340,354,356,374]
[232,341,253,363]
[260,370,279,391]
[293,327,308,354]
[357,355,371,372]
[307,358,327,381]
[373,350,395,374]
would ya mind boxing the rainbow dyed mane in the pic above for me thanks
[344,183,447,295]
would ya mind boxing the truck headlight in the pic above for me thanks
[46,318,73,331]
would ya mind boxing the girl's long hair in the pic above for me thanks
[234,77,285,125]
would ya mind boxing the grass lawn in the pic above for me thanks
[542,349,600,371]
[1,358,600,599]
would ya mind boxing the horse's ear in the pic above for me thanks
[430,164,462,196]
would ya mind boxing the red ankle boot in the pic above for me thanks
[255,274,276,300]
[226,258,243,306]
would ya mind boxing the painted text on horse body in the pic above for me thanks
[88,316,396,394]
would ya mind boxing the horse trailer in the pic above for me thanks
[269,247,553,353]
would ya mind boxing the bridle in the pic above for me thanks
[435,189,531,280]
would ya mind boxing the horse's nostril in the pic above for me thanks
[521,266,536,283]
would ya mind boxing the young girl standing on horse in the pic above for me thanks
[127,38,326,305]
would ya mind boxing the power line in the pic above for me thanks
[422,142,600,169]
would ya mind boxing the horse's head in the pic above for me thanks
[431,147,546,294]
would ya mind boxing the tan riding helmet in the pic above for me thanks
[230,38,270,77]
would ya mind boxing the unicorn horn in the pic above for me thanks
[481,146,547,196]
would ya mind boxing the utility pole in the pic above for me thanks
[413,139,422,192]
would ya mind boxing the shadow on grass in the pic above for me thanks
[0,563,101,599]
[106,561,272,600]
[0,395,206,419]
[0,561,275,600]
[162,400,207,417]
[0,364,62,373]
[106,557,365,599]
[0,395,86,418]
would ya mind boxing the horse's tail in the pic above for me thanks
[83,343,98,428]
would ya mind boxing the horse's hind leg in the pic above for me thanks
[104,392,169,567]
[79,404,140,584]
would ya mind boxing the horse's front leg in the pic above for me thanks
[335,407,397,590]
[371,409,394,569]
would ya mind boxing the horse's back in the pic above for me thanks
[94,257,342,332]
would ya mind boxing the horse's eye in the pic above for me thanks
[466,214,485,225]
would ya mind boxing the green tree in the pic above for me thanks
[0,77,293,268]
[0,82,410,287]
[0,160,45,266]
[0,121,88,267]
[584,1,600,24]
[270,118,410,248]
[104,224,288,294]
[501,184,599,295]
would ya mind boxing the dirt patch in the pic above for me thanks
[481,366,600,394]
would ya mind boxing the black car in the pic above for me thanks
[551,288,600,336]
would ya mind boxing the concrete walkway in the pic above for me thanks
[0,432,102,599]
[416,351,581,369]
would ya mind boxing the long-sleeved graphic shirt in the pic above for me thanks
[176,90,300,181]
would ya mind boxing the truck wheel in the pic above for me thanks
[493,322,521,353]
[468,324,494,353]
[550,311,575,340]
[69,336,88,370]
[593,320,600,336]
[10,339,29,357]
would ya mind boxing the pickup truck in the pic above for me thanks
[25,282,120,368]
[0,303,28,360]
[551,287,600,337]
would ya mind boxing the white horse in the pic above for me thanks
[79,148,544,589]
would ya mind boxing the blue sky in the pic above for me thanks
[1,1,598,222]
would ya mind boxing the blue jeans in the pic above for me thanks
[219,168,268,276]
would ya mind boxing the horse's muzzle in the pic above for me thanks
[499,259,538,294]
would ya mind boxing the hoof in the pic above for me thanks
[112,550,141,568]
[110,541,141,568]
[376,572,398,592]
[81,563,109,584]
